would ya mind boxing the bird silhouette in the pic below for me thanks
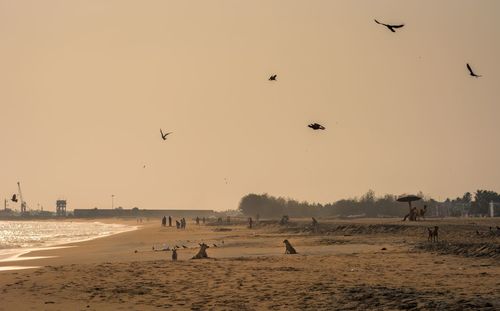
[11,194,17,202]
[182,245,188,249]
[213,244,218,247]
[175,245,180,249]
[269,74,277,81]
[160,129,172,140]
[308,123,326,130]
[374,19,404,32]
[466,63,482,77]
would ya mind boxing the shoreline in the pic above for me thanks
[0,219,140,270]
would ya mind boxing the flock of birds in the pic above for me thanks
[158,18,483,144]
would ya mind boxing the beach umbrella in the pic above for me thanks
[397,194,422,212]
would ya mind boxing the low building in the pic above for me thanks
[73,208,215,218]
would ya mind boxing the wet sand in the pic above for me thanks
[0,217,498,310]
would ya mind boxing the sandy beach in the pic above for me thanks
[0,217,498,310]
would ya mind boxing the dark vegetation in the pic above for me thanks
[238,190,500,218]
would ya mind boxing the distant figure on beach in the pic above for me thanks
[403,207,418,222]
[202,217,206,224]
[248,217,253,229]
[311,217,319,232]
[172,248,178,261]
[168,216,172,227]
[162,216,167,227]
[417,205,427,221]
[196,216,200,225]
[192,243,210,259]
[312,217,318,226]
[181,218,186,229]
[176,220,180,229]
[280,215,289,225]
[283,239,297,254]
[217,217,223,224]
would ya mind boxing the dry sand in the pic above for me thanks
[0,217,499,310]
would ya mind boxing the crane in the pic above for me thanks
[17,182,27,214]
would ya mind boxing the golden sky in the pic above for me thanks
[1,0,499,211]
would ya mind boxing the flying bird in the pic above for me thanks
[182,245,188,249]
[466,63,482,78]
[160,129,172,140]
[213,244,218,247]
[308,123,326,130]
[374,19,404,33]
[11,194,17,202]
[269,74,277,81]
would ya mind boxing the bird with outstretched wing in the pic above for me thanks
[160,129,172,140]
[466,63,482,78]
[374,19,404,33]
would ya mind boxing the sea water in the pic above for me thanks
[0,221,135,262]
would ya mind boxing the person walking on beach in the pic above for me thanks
[176,220,180,229]
[168,216,172,227]
[196,216,200,225]
[248,217,253,229]
[162,216,167,227]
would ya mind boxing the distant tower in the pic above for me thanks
[56,200,67,217]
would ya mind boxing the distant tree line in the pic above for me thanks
[444,190,500,216]
[238,189,500,218]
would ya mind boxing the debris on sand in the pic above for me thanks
[213,228,232,232]
[415,242,500,259]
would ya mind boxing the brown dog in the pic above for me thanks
[427,226,438,242]
[283,239,297,254]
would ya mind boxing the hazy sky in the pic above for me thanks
[1,0,499,211]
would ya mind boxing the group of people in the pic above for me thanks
[161,216,172,227]
[162,216,211,228]
[176,218,187,229]
[161,215,186,229]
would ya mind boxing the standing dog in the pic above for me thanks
[427,226,439,242]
